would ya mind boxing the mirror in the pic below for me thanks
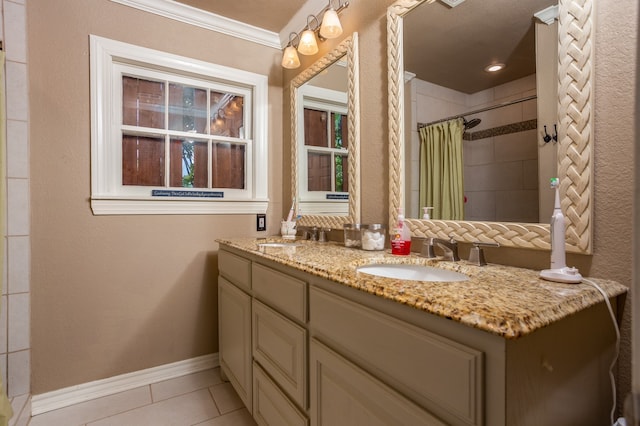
[387,0,593,253]
[291,33,361,229]
[403,0,556,224]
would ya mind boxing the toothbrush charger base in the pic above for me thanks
[540,267,583,284]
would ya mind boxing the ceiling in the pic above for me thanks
[175,0,308,33]
[404,0,557,94]
[174,0,557,94]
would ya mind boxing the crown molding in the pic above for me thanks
[110,0,281,48]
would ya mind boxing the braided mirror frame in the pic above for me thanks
[387,0,593,253]
[291,34,361,230]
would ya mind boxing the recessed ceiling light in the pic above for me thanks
[485,63,505,73]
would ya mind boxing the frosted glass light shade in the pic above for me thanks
[320,9,343,39]
[298,30,319,55]
[282,45,301,69]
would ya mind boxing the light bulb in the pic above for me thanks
[320,9,343,39]
[298,29,319,55]
[282,45,301,69]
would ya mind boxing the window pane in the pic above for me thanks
[122,76,165,128]
[170,139,208,188]
[304,108,328,147]
[331,112,348,149]
[308,152,331,191]
[335,153,349,193]
[168,84,208,133]
[122,135,165,186]
[210,92,244,137]
[212,143,245,189]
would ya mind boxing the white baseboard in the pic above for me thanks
[31,353,219,416]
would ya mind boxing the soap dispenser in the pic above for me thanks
[422,207,434,219]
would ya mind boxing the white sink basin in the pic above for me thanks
[357,264,469,282]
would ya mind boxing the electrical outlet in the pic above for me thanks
[257,214,266,231]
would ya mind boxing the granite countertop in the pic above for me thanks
[217,237,628,339]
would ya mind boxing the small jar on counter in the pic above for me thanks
[361,224,386,251]
[343,223,363,248]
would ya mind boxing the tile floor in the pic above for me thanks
[27,368,256,426]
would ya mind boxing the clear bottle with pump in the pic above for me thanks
[391,208,412,255]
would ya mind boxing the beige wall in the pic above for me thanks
[27,0,283,394]
[283,0,637,412]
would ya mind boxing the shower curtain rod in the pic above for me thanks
[417,94,537,129]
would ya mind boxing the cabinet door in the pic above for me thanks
[219,277,252,412]
[310,339,447,426]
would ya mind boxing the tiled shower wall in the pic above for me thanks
[2,0,32,408]
[406,75,539,222]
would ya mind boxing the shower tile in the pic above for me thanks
[0,296,6,354]
[494,130,537,162]
[8,236,29,294]
[8,293,29,352]
[7,179,29,236]
[494,75,536,100]
[464,138,494,166]
[465,191,495,221]
[523,159,539,190]
[6,120,29,179]
[0,355,6,399]
[5,61,28,121]
[496,190,539,222]
[8,349,30,397]
[4,1,26,63]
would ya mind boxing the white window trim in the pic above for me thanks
[298,84,348,216]
[90,35,269,215]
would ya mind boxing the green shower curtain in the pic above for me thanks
[0,51,14,425]
[419,118,465,220]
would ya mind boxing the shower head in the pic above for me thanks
[463,117,481,130]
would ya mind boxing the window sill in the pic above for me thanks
[90,198,269,215]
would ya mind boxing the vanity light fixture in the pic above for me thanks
[320,2,343,39]
[485,63,506,72]
[281,0,350,69]
[298,16,320,55]
[282,33,301,69]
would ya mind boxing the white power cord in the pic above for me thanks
[582,278,621,425]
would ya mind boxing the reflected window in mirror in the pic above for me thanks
[297,61,350,216]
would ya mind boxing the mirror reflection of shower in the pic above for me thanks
[463,117,481,130]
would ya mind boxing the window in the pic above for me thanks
[90,35,268,215]
[298,85,349,215]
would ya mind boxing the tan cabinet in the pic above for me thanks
[218,245,617,426]
[218,277,252,411]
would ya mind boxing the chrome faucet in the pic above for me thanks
[299,226,319,241]
[420,236,460,261]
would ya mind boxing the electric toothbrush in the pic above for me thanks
[540,178,582,284]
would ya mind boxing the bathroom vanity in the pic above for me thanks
[217,238,626,426]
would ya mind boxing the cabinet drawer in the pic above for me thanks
[310,286,484,426]
[253,300,307,409]
[310,339,446,426]
[253,263,307,323]
[219,250,251,291]
[253,363,309,426]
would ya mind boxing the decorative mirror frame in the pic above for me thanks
[291,33,361,229]
[387,0,593,253]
